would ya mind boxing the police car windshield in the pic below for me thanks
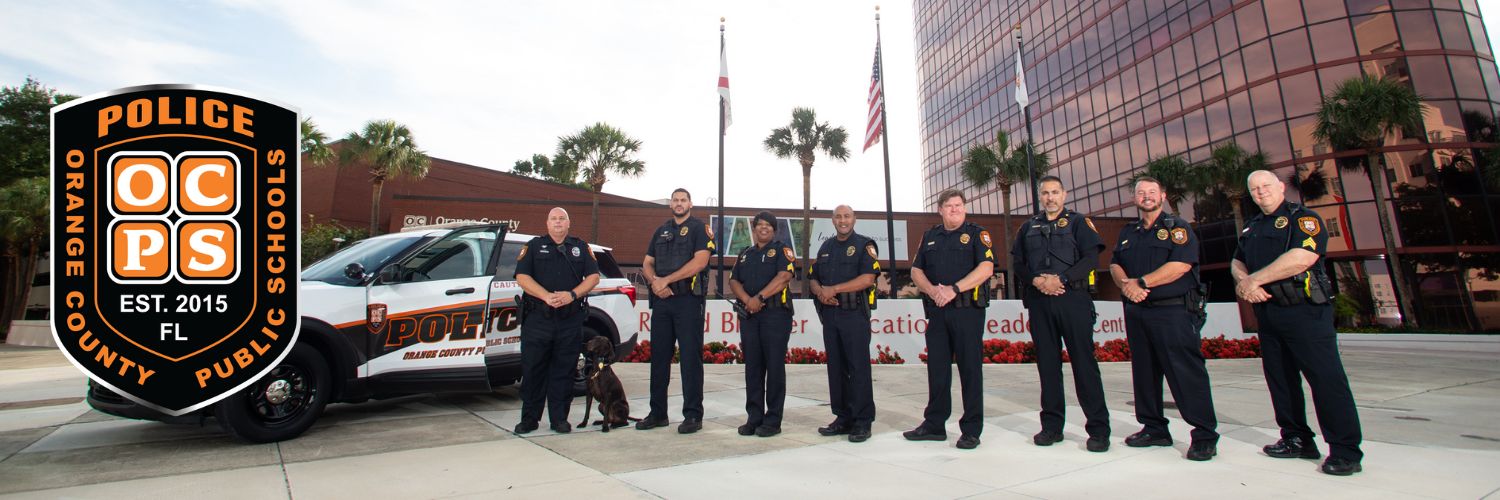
[303,236,423,286]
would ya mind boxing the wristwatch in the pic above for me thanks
[951,284,962,294]
[1137,278,1150,290]
[567,290,578,300]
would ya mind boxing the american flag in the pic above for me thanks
[863,42,884,152]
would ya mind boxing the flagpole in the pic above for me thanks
[717,18,727,299]
[875,7,898,297]
[1018,25,1040,215]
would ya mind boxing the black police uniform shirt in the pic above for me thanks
[913,222,997,286]
[1010,210,1103,286]
[515,235,600,294]
[1110,213,1199,300]
[1234,200,1329,275]
[731,240,797,303]
[645,216,717,287]
[810,233,880,286]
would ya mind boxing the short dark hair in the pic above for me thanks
[1134,176,1161,190]
[1039,175,1063,188]
[752,211,777,228]
[671,188,691,200]
[937,189,966,206]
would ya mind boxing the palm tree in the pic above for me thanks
[0,177,47,335]
[339,120,431,235]
[1195,142,1268,233]
[555,123,646,242]
[1130,154,1196,214]
[961,131,1045,298]
[764,108,850,294]
[300,118,335,167]
[1313,75,1426,329]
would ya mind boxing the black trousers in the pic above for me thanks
[520,309,583,426]
[819,307,875,426]
[648,295,705,420]
[1028,290,1110,438]
[1124,302,1218,443]
[1253,302,1363,462]
[921,305,984,437]
[742,307,792,427]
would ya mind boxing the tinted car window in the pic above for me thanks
[303,236,425,286]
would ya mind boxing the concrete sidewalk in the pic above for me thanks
[1,339,1497,499]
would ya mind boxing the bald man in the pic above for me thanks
[514,208,601,435]
[1232,170,1362,476]
[809,205,880,442]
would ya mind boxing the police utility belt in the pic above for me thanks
[518,294,586,321]
[734,291,793,317]
[1264,272,1332,306]
[925,284,990,309]
[814,289,879,312]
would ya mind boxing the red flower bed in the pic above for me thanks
[871,345,905,364]
[703,341,744,364]
[919,336,1261,364]
[785,347,828,364]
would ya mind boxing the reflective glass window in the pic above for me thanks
[1236,2,1270,42]
[1396,11,1442,51]
[1353,14,1402,56]
[1280,72,1322,119]
[1243,40,1276,82]
[1273,29,1315,71]
[1306,0,1348,24]
[1435,11,1473,51]
[1449,57,1487,101]
[1264,0,1306,34]
[1408,56,1456,99]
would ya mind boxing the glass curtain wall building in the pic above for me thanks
[915,0,1500,329]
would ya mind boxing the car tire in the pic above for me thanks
[214,342,331,443]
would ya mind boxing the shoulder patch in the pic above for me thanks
[786,247,796,261]
[705,223,714,240]
[866,244,878,258]
[979,230,992,247]
[517,245,528,261]
[1297,216,1321,236]
[1084,217,1097,232]
[1170,227,1188,245]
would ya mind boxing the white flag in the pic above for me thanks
[718,38,731,129]
[1014,47,1028,108]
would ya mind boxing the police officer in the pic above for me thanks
[1011,175,1111,452]
[637,188,715,434]
[729,211,796,438]
[514,208,600,434]
[905,190,994,450]
[809,205,880,443]
[1232,170,1362,476]
[1108,177,1218,461]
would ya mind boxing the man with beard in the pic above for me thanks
[905,190,994,450]
[637,188,715,434]
[728,211,796,437]
[1233,170,1362,476]
[1011,175,1111,452]
[1108,177,1218,461]
[514,208,601,434]
[809,205,880,443]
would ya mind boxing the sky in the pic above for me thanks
[0,0,927,212]
[5,1,1500,213]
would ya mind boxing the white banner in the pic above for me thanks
[630,299,1246,361]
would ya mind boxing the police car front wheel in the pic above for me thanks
[214,342,331,443]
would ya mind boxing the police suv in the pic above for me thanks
[86,223,638,442]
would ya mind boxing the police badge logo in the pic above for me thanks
[1157,229,1170,240]
[846,246,856,257]
[679,226,689,236]
[1171,228,1188,245]
[571,246,581,257]
[1274,216,1288,229]
[50,85,300,416]
[367,304,387,333]
[1298,217,1321,236]
[768,248,777,258]
[1056,218,1069,228]
[960,233,971,244]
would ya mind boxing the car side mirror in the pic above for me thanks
[343,263,366,282]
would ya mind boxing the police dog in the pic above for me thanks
[578,334,638,432]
